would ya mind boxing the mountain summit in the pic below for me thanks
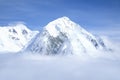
[29,17,109,55]
[0,24,38,53]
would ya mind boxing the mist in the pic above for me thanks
[0,50,120,80]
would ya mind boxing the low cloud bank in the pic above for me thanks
[0,51,120,80]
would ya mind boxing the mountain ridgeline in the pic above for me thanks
[28,17,110,55]
[0,17,111,55]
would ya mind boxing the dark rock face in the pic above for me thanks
[22,29,28,35]
[9,29,17,34]
[46,32,68,55]
[30,30,71,55]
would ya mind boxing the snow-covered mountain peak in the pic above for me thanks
[45,16,82,37]
[0,24,39,53]
[30,17,110,55]
[0,17,111,55]
[10,23,28,28]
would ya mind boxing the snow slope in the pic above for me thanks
[30,17,110,56]
[0,24,39,53]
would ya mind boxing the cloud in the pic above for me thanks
[0,53,120,80]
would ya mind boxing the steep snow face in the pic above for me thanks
[30,17,109,56]
[0,24,39,53]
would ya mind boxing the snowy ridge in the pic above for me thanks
[0,24,39,53]
[30,17,111,56]
[0,17,111,55]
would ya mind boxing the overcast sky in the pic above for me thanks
[0,0,120,31]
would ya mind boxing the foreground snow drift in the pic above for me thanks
[0,53,120,80]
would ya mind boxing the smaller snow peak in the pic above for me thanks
[6,23,31,33]
[8,22,26,28]
[8,24,31,36]
[0,23,39,53]
[15,23,27,28]
[14,24,30,31]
